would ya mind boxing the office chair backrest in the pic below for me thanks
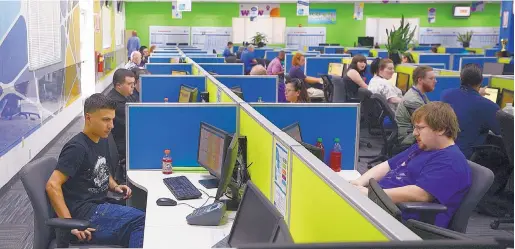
[496,110,514,166]
[320,75,334,102]
[19,157,58,249]
[225,56,237,63]
[330,77,347,103]
[370,94,398,147]
[448,161,494,233]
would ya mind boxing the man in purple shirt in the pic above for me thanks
[267,51,285,76]
[351,102,471,228]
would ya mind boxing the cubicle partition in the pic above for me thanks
[191,57,225,63]
[459,57,498,71]
[254,48,274,59]
[251,103,359,171]
[416,53,451,69]
[198,63,244,75]
[188,60,234,103]
[485,48,498,57]
[451,54,482,71]
[265,51,292,60]
[139,75,206,102]
[347,48,371,57]
[214,75,278,102]
[185,54,216,57]
[149,56,181,63]
[323,46,344,54]
[395,64,416,86]
[319,54,351,58]
[490,75,515,92]
[443,47,467,54]
[305,57,346,77]
[413,63,446,69]
[183,51,208,55]
[126,103,238,170]
[145,63,193,75]
[369,49,388,59]
[425,75,489,101]
[285,53,317,73]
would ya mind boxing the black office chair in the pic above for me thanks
[490,110,514,229]
[225,56,238,63]
[212,49,217,54]
[356,88,374,150]
[320,75,333,102]
[19,157,122,249]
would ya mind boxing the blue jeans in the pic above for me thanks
[88,203,145,248]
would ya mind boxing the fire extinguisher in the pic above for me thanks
[96,51,104,73]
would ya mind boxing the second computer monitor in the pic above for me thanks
[282,122,303,142]
[215,134,239,200]
[179,84,199,103]
[396,72,410,94]
[197,122,232,178]
[484,87,500,104]
[499,89,514,109]
[328,63,344,77]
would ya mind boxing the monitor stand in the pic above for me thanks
[199,178,219,189]
[220,184,241,211]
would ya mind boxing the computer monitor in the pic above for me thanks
[170,58,180,63]
[231,85,242,92]
[396,72,410,94]
[215,134,239,201]
[178,84,199,102]
[357,36,374,47]
[282,122,302,142]
[172,70,188,75]
[499,89,514,109]
[197,122,232,179]
[484,87,500,103]
[367,178,402,221]
[503,63,514,75]
[226,181,283,247]
[272,218,293,244]
[299,141,324,161]
[328,63,344,77]
[238,240,503,249]
[483,62,504,75]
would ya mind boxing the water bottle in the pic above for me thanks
[329,138,342,172]
[258,97,263,102]
[162,149,173,174]
[164,97,169,103]
[503,103,513,115]
[315,138,325,162]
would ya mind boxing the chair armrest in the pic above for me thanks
[471,145,502,152]
[46,218,90,231]
[404,219,473,240]
[398,202,447,224]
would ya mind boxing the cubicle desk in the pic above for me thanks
[128,171,233,248]
[338,170,361,181]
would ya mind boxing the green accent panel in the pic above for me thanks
[126,2,500,47]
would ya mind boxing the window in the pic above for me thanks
[102,5,112,49]
[27,0,62,70]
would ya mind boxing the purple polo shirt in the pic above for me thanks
[267,57,283,75]
[379,144,471,228]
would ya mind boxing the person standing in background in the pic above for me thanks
[127,31,140,61]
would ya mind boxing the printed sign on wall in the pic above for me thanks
[239,4,280,17]
[308,9,336,24]
[172,2,182,19]
[428,8,436,24]
[297,1,309,16]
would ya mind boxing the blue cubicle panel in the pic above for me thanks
[425,76,489,101]
[214,75,278,102]
[183,51,208,54]
[285,53,317,74]
[414,46,432,51]
[485,48,498,57]
[308,46,325,52]
[251,103,360,170]
[324,46,344,54]
[347,48,371,57]
[139,75,206,102]
[459,57,498,71]
[414,63,446,69]
[191,57,225,63]
[145,63,193,75]
[198,63,244,75]
[149,57,181,63]
[254,48,274,59]
[305,57,344,77]
[187,54,217,58]
[445,47,467,54]
[320,54,351,58]
[377,51,389,59]
[451,54,481,71]
[265,51,293,59]
[153,50,178,53]
[418,54,451,69]
[126,104,237,169]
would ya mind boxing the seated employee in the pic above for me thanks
[351,102,471,228]
[285,78,309,103]
[46,93,144,247]
[402,52,415,64]
[223,42,234,58]
[128,68,150,102]
[267,50,285,76]
[241,45,257,74]
[396,65,436,145]
[441,64,500,159]
[342,55,368,101]
[107,69,135,161]
[250,64,267,75]
[138,46,149,67]
[368,58,403,111]
[125,51,142,70]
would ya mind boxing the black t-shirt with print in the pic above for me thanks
[56,132,112,220]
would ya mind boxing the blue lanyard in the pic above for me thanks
[411,86,428,104]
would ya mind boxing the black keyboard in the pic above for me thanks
[163,176,202,200]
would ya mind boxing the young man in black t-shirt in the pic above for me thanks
[46,93,145,247]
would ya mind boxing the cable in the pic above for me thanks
[177,203,196,209]
[198,188,214,199]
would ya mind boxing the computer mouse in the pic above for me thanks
[156,198,177,206]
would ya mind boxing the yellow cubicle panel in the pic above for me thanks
[192,64,201,76]
[498,57,512,64]
[437,46,446,53]
[206,77,221,103]
[369,49,378,57]
[490,76,514,92]
[342,58,351,64]
[438,70,460,76]
[410,52,420,63]
[289,154,389,243]
[466,48,485,55]
[239,106,275,200]
[395,64,415,86]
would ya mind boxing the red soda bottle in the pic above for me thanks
[315,138,325,161]
[162,149,173,174]
[330,138,342,172]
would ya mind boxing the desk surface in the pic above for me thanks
[338,170,361,181]
[128,171,234,249]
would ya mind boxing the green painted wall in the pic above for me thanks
[126,2,500,47]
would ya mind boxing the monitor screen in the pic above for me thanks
[328,63,344,77]
[396,72,410,94]
[178,88,192,103]
[484,87,499,103]
[300,141,324,161]
[170,58,180,63]
[500,89,514,109]
[172,70,187,75]
[197,122,231,178]
[215,135,239,200]
[453,6,471,17]
[227,181,282,247]
[483,62,504,75]
[357,36,374,47]
[282,123,302,142]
